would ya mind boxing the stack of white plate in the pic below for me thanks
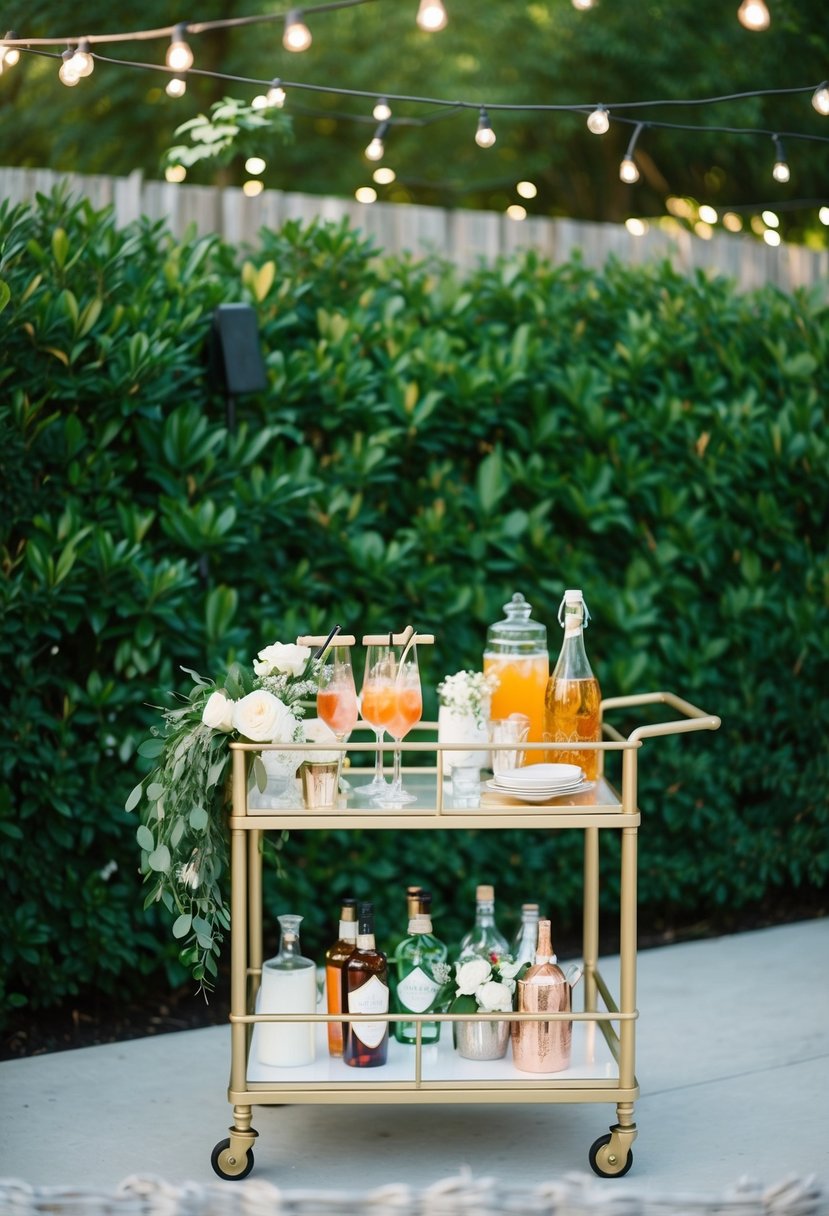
[486,763,591,803]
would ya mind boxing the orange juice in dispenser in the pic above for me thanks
[483,593,549,765]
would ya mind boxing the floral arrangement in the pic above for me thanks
[436,670,498,731]
[450,955,523,1015]
[127,641,319,991]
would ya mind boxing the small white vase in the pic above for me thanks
[438,706,489,772]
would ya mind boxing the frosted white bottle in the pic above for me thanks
[258,913,317,1067]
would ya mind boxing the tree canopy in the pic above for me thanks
[0,0,827,242]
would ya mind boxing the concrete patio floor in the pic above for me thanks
[1,919,827,1206]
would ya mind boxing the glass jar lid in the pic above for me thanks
[485,592,548,656]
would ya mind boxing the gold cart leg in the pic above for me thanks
[583,825,599,1012]
[211,1106,259,1181]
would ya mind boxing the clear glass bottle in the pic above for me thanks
[512,902,543,968]
[483,592,549,765]
[344,902,389,1068]
[457,884,509,963]
[325,897,358,1057]
[258,913,317,1068]
[393,897,449,1045]
[544,588,602,780]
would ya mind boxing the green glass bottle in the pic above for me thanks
[393,900,451,1045]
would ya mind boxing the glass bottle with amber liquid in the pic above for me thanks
[344,902,389,1068]
[544,589,602,781]
[325,897,358,1057]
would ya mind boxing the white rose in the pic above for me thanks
[253,642,312,679]
[476,980,514,1013]
[302,717,340,764]
[232,689,297,743]
[201,690,235,732]
[454,957,492,996]
[497,958,522,982]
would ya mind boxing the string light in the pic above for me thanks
[365,121,389,161]
[251,80,286,109]
[283,10,312,52]
[70,38,95,79]
[516,180,537,199]
[355,185,377,203]
[586,105,610,134]
[771,135,790,183]
[619,123,644,183]
[1,30,20,69]
[58,48,81,87]
[699,204,718,224]
[166,23,194,72]
[737,0,770,31]
[572,0,596,9]
[245,156,266,175]
[373,97,392,121]
[373,166,396,184]
[506,204,527,220]
[812,82,829,116]
[166,75,187,98]
[475,107,496,148]
[762,209,779,227]
[416,0,448,32]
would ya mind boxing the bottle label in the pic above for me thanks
[397,965,441,1013]
[348,974,389,1048]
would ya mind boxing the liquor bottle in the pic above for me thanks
[257,913,317,1068]
[544,588,602,781]
[344,902,390,1068]
[393,899,450,1045]
[410,889,448,962]
[512,903,544,968]
[325,897,358,1057]
[457,884,509,963]
[483,592,549,765]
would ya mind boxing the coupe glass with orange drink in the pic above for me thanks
[483,593,549,765]
[361,640,423,807]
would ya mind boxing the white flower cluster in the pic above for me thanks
[454,956,522,1012]
[199,641,315,743]
[437,670,499,728]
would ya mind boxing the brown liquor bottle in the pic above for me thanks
[343,902,389,1068]
[325,897,358,1057]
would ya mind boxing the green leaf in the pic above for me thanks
[189,806,209,830]
[138,738,166,758]
[148,844,172,872]
[172,913,192,939]
[125,782,144,812]
[253,754,267,793]
[51,226,69,270]
[136,824,155,851]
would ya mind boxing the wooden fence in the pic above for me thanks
[1,164,826,294]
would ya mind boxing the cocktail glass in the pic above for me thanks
[316,646,358,793]
[367,641,422,808]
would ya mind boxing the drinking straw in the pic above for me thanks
[313,624,342,660]
[396,629,418,683]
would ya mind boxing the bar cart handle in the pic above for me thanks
[602,690,720,743]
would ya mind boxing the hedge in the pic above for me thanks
[1,188,827,1020]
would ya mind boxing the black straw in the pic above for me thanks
[314,623,341,659]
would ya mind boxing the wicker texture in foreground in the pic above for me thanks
[0,1173,824,1216]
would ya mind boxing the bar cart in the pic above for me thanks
[211,689,720,1181]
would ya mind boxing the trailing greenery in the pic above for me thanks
[1,188,827,1024]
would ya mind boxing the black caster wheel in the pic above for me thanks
[211,1137,255,1181]
[589,1133,633,1178]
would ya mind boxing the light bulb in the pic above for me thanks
[58,48,81,86]
[245,156,266,176]
[416,0,448,32]
[772,160,790,183]
[587,106,609,135]
[516,180,537,199]
[166,76,187,98]
[284,10,312,51]
[373,166,396,184]
[365,137,385,162]
[1,32,20,67]
[373,98,392,122]
[71,38,94,78]
[475,108,496,148]
[619,157,639,184]
[355,186,378,204]
[572,0,596,8]
[812,84,829,116]
[267,82,286,107]
[763,229,781,247]
[166,25,194,71]
[698,204,718,224]
[737,0,770,30]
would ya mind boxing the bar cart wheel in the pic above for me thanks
[211,1137,255,1181]
[588,1132,634,1178]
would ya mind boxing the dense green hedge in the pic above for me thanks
[1,189,827,1020]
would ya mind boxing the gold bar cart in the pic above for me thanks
[211,690,720,1181]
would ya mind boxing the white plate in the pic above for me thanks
[491,779,586,795]
[493,763,584,789]
[486,779,594,803]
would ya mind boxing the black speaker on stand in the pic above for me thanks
[206,304,267,431]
